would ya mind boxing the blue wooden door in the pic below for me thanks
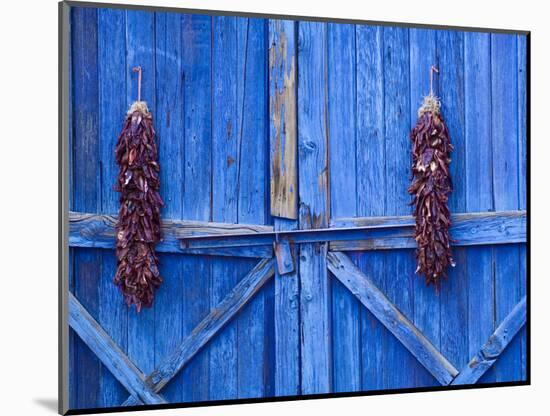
[68,5,527,411]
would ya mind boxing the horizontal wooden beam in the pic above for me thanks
[69,210,525,255]
[180,210,526,252]
[69,211,272,258]
[68,293,167,405]
[327,251,459,385]
[330,210,526,251]
[451,296,527,385]
[121,258,276,406]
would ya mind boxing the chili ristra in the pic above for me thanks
[114,100,164,311]
[408,94,455,287]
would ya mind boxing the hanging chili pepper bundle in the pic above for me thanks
[408,67,455,287]
[114,67,163,311]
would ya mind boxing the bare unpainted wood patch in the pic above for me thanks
[270,27,298,220]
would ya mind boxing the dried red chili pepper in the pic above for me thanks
[408,93,455,287]
[114,100,164,311]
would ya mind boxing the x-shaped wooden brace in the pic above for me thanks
[70,249,526,405]
[327,252,527,386]
[69,258,276,406]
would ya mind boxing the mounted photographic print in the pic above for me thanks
[59,1,530,414]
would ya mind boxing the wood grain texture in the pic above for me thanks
[270,16,300,398]
[179,14,212,403]
[383,26,418,389]
[327,252,459,385]
[452,297,526,385]
[517,34,528,381]
[209,15,240,401]
[491,33,524,383]
[409,27,440,387]
[464,31,496,384]
[97,8,129,407]
[437,29,469,379]
[328,22,361,393]
[330,211,524,250]
[297,20,332,395]
[122,258,276,406]
[68,12,528,406]
[69,211,271,257]
[70,210,526,251]
[154,11,186,403]
[71,6,101,409]
[125,9,157,387]
[269,19,298,219]
[355,24,387,390]
[69,293,167,404]
[234,17,270,399]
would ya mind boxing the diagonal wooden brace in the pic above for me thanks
[68,293,167,405]
[120,258,276,406]
[451,296,527,385]
[327,251,459,385]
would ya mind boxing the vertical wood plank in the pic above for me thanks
[69,248,76,409]
[71,6,101,409]
[491,33,522,382]
[269,19,300,396]
[409,27,441,387]
[355,24,387,391]
[236,17,269,399]
[437,29,469,375]
[517,34,527,381]
[97,8,128,407]
[297,21,331,394]
[125,9,157,378]
[210,15,239,400]
[180,13,213,403]
[269,17,298,220]
[154,11,184,404]
[464,31,496,383]
[327,22,361,393]
[383,26,417,389]
[68,10,76,408]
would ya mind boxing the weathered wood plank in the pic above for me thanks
[274,239,295,275]
[298,20,332,394]
[437,29,469,378]
[182,246,272,258]
[154,11,186,403]
[452,296,526,385]
[121,258,276,406]
[409,27,441,387]
[97,8,129,407]
[517,34,528,381]
[328,21,361,393]
[66,11,74,408]
[464,31,496,383]
[69,211,272,257]
[179,14,213,402]
[355,24,387,390]
[71,6,101,409]
[69,293,167,405]
[330,210,526,251]
[71,210,526,254]
[269,18,298,220]
[327,251,459,386]
[270,16,300,399]
[273,218,300,396]
[491,33,523,383]
[235,17,270,399]
[125,9,157,382]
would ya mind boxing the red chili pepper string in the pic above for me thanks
[408,83,455,288]
[114,75,164,311]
